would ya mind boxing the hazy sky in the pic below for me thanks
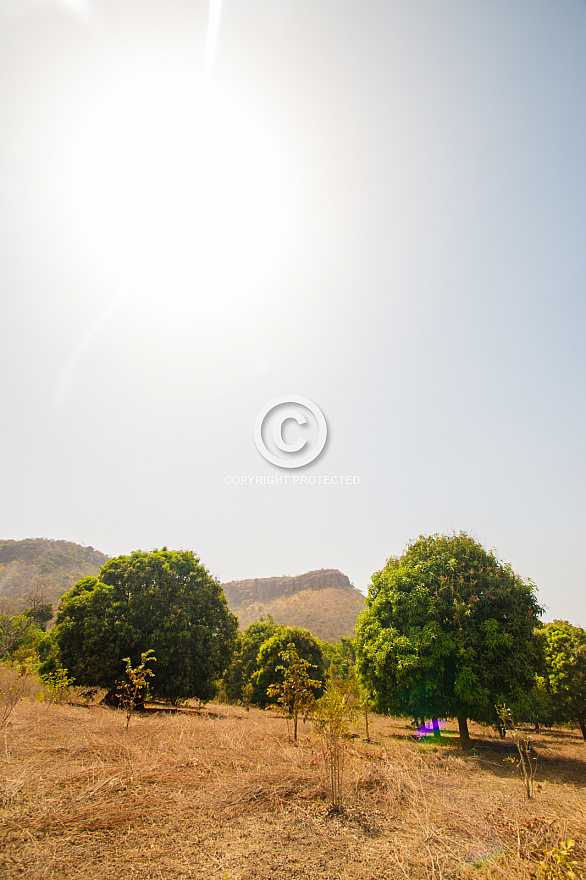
[1,0,585,626]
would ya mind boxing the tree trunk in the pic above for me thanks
[293,711,298,741]
[578,716,586,741]
[458,715,472,751]
[432,718,441,740]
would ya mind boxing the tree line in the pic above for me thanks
[1,536,585,745]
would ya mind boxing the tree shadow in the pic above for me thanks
[469,738,586,787]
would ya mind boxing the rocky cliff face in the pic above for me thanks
[222,569,353,605]
[222,569,365,642]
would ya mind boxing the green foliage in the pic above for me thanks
[0,616,45,663]
[241,678,254,711]
[51,548,238,703]
[355,533,543,746]
[253,626,325,709]
[539,621,586,740]
[0,589,53,659]
[536,840,584,880]
[117,650,156,728]
[511,671,555,733]
[313,680,354,810]
[321,638,356,681]
[266,642,321,741]
[351,678,374,742]
[25,600,53,632]
[222,616,277,703]
[39,667,74,704]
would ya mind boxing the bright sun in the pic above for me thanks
[52,55,298,332]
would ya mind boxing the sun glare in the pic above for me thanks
[51,55,298,332]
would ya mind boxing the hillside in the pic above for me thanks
[0,538,109,611]
[222,569,365,642]
[0,542,365,642]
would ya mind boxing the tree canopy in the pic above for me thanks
[355,532,543,748]
[0,589,53,661]
[223,616,278,703]
[49,548,238,703]
[539,620,586,740]
[252,625,326,707]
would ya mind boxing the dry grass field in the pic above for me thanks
[2,693,586,879]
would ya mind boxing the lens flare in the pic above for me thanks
[415,720,446,741]
[203,0,224,84]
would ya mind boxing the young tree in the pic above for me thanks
[496,703,538,798]
[539,620,586,739]
[48,549,238,704]
[253,625,325,708]
[314,680,354,811]
[267,642,321,741]
[355,533,543,750]
[117,650,156,729]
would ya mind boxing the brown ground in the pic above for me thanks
[1,697,585,879]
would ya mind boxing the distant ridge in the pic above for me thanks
[0,541,365,642]
[222,569,365,642]
[0,538,109,611]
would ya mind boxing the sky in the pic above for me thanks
[1,0,585,626]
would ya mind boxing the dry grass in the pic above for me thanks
[1,701,585,879]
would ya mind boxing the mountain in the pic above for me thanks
[0,541,366,643]
[0,538,109,611]
[222,569,365,642]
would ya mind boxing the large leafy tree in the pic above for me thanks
[50,548,238,703]
[355,533,543,749]
[539,620,586,740]
[253,625,326,707]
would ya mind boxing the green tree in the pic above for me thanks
[321,637,356,681]
[0,611,39,658]
[223,616,277,703]
[50,549,238,704]
[539,620,586,740]
[355,533,543,749]
[117,650,156,729]
[509,670,554,734]
[0,590,53,659]
[267,642,321,741]
[253,625,325,708]
[314,679,354,810]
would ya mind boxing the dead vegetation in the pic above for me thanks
[1,700,585,879]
